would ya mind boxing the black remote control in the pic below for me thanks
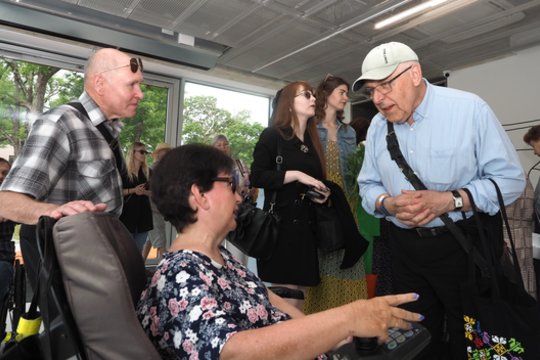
[328,323,431,360]
[353,336,379,354]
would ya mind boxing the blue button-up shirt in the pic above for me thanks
[358,80,525,228]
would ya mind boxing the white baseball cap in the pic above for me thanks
[352,42,419,92]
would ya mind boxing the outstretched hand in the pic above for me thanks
[48,200,107,220]
[348,292,423,342]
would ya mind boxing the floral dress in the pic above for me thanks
[137,247,297,359]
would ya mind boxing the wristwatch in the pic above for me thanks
[452,190,463,210]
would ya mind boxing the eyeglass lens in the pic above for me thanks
[363,66,412,98]
[213,176,237,193]
[296,91,313,100]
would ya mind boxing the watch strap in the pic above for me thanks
[452,190,463,210]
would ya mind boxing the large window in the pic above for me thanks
[181,82,270,166]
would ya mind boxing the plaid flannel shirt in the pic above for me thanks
[0,92,123,216]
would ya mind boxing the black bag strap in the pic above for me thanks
[487,178,526,287]
[67,101,127,179]
[36,216,57,360]
[386,122,491,276]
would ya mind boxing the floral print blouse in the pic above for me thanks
[136,246,292,360]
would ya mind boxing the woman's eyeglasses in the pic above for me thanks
[99,57,144,74]
[136,150,148,155]
[213,176,238,194]
[295,90,314,100]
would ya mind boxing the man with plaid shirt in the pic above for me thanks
[0,48,144,288]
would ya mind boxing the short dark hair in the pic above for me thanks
[150,144,234,233]
[524,125,540,145]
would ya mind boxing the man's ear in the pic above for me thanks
[410,63,423,86]
[94,74,106,96]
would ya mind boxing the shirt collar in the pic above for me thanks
[408,78,431,125]
[78,91,123,137]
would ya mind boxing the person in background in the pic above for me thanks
[250,81,332,308]
[302,75,368,314]
[0,48,144,290]
[524,125,540,232]
[212,134,251,266]
[0,158,15,301]
[142,143,172,262]
[136,143,423,360]
[501,177,537,298]
[120,142,153,252]
[356,41,525,359]
[212,134,257,204]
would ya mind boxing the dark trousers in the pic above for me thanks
[388,214,502,360]
[388,224,465,359]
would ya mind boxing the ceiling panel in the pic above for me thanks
[4,0,540,101]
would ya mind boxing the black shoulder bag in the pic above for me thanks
[386,121,540,359]
[227,140,281,260]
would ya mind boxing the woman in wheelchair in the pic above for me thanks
[136,144,422,359]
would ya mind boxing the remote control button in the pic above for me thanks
[396,334,406,343]
[404,330,414,337]
[387,340,398,350]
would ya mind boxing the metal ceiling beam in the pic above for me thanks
[251,0,414,72]
[0,1,220,70]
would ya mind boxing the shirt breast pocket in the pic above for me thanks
[77,159,117,194]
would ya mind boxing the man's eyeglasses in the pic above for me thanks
[136,150,148,155]
[213,176,237,194]
[295,90,314,100]
[361,66,412,99]
[100,57,144,74]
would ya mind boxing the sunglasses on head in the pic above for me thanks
[295,90,314,100]
[128,57,143,73]
[100,57,143,74]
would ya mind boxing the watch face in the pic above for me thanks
[454,197,463,208]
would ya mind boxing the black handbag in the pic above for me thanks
[314,202,344,253]
[227,140,282,260]
[229,199,279,260]
[459,182,540,359]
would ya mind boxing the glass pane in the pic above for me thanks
[182,82,270,166]
[0,57,170,262]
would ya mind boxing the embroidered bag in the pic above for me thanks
[460,181,540,360]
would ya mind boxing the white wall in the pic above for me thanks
[447,45,540,187]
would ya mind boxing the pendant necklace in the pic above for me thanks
[300,144,309,153]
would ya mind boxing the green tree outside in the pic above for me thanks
[1,58,266,166]
[182,95,265,166]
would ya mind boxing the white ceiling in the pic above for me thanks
[3,0,540,101]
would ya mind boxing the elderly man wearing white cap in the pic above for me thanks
[356,42,525,359]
